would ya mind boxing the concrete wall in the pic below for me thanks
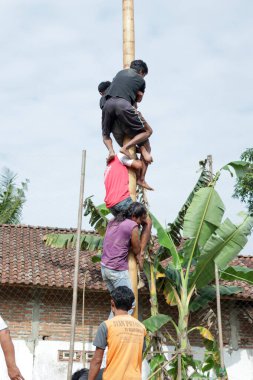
[0,340,253,380]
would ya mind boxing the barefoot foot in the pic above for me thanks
[137,179,154,191]
[120,147,132,159]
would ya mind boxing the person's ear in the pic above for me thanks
[111,300,115,310]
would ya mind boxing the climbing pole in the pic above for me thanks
[122,0,138,319]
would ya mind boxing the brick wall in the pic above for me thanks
[0,285,253,349]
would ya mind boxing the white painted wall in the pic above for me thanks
[0,340,252,380]
[0,340,33,380]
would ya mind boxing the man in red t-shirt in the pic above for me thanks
[104,152,152,262]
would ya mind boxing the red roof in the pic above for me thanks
[0,224,106,291]
[0,224,252,300]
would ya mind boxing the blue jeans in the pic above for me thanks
[101,266,135,316]
[109,197,133,216]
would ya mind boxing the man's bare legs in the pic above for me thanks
[120,122,153,160]
[131,160,154,191]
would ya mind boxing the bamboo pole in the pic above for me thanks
[122,0,138,319]
[67,150,86,380]
[207,154,225,374]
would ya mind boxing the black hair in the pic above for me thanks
[111,286,135,311]
[72,368,88,380]
[130,60,148,75]
[72,368,104,380]
[98,81,111,94]
[111,202,147,225]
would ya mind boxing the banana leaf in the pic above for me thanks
[150,213,180,269]
[143,313,173,333]
[183,187,225,250]
[168,166,211,246]
[190,285,242,312]
[190,216,253,288]
[44,233,103,251]
[83,196,109,236]
[221,161,250,178]
[215,216,253,269]
[220,265,253,285]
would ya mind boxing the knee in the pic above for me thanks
[146,126,153,137]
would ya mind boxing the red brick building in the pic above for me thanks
[0,224,253,380]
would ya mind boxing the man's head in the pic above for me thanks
[72,368,88,380]
[98,81,111,95]
[130,60,148,77]
[111,286,135,313]
[127,202,147,225]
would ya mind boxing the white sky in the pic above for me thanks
[1,0,253,253]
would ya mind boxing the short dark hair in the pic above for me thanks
[127,202,147,219]
[98,81,111,93]
[130,60,148,75]
[112,201,147,225]
[111,286,135,311]
[72,368,88,380]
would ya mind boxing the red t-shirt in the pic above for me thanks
[104,156,130,208]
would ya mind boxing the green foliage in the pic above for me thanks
[150,212,180,269]
[189,214,253,289]
[183,187,225,250]
[168,165,211,246]
[222,160,250,178]
[232,148,253,215]
[44,233,103,251]
[143,314,173,333]
[190,285,242,312]
[83,196,109,236]
[220,265,253,285]
[0,168,28,224]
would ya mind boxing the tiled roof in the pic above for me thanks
[0,224,253,300]
[0,224,106,291]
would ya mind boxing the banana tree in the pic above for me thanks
[142,160,253,379]
[44,160,253,379]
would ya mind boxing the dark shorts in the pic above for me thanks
[111,112,147,147]
[109,197,133,216]
[102,97,145,140]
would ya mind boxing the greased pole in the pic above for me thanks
[122,0,138,318]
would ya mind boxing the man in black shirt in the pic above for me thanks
[101,60,153,164]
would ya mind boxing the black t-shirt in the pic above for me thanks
[105,68,145,105]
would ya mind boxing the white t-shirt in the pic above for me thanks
[0,315,8,331]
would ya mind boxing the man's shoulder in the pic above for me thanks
[122,218,138,229]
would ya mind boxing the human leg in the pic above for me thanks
[115,99,152,158]
[102,98,117,162]
[109,197,133,216]
[130,159,154,191]
[101,266,135,317]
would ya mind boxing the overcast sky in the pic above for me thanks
[1,0,253,253]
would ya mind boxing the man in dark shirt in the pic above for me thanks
[101,60,153,163]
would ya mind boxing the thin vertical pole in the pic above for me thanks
[67,150,86,380]
[123,0,135,68]
[177,352,182,380]
[122,0,138,319]
[207,154,225,373]
[82,272,87,367]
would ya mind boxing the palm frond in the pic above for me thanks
[0,168,29,224]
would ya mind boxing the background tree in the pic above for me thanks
[233,148,253,215]
[0,168,29,224]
